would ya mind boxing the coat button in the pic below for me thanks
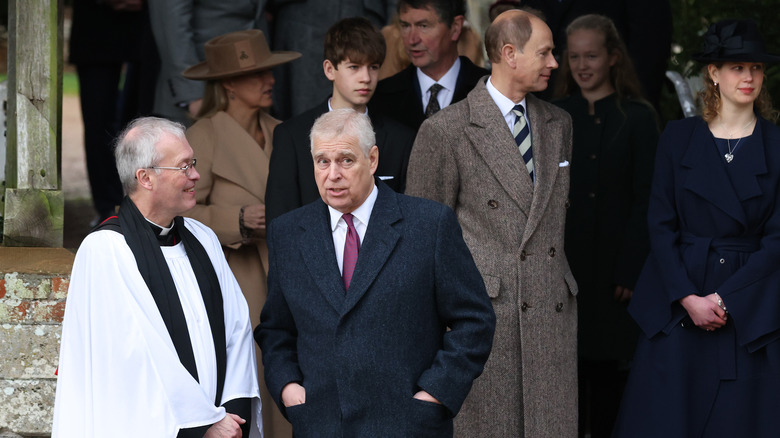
[555,302,564,312]
[520,250,527,261]
[549,247,556,257]
[719,258,725,264]
[521,302,530,311]
[565,199,571,209]
[487,200,499,209]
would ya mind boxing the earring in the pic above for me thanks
[713,81,718,87]
[229,91,235,100]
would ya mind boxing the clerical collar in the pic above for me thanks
[146,218,174,235]
[145,218,177,246]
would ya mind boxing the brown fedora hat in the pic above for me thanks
[182,29,301,80]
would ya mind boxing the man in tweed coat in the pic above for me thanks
[406,10,578,437]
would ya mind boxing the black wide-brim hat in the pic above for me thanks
[692,19,780,63]
[183,29,301,80]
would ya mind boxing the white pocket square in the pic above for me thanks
[558,161,570,167]
[378,176,394,180]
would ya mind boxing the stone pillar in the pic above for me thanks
[3,0,64,247]
[0,248,73,436]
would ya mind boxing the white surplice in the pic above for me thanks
[53,218,262,437]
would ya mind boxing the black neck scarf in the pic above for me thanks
[97,196,228,406]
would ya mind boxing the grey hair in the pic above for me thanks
[114,116,187,195]
[310,108,375,157]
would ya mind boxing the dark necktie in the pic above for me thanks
[342,213,360,291]
[512,104,534,180]
[425,83,444,117]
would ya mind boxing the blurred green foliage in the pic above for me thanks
[661,0,780,123]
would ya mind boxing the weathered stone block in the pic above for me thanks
[0,379,56,436]
[0,324,61,379]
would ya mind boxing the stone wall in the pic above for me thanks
[0,248,74,437]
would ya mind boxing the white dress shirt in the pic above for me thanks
[328,184,378,274]
[417,57,461,113]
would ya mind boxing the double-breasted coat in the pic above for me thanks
[184,110,291,436]
[406,79,579,437]
[258,182,496,437]
[614,116,780,437]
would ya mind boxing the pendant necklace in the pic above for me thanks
[724,117,755,163]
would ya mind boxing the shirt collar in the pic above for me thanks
[327,97,370,115]
[416,57,461,95]
[328,184,378,231]
[486,76,526,118]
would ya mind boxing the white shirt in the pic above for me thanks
[328,98,369,114]
[417,57,461,113]
[328,184,378,274]
[486,76,529,133]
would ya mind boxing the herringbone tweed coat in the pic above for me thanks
[407,78,579,438]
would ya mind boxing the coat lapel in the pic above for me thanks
[210,111,275,202]
[727,118,767,201]
[681,119,749,225]
[465,81,533,215]
[341,184,402,317]
[523,95,565,241]
[298,202,348,314]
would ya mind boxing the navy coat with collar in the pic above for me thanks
[257,182,496,437]
[615,116,780,437]
[369,56,489,132]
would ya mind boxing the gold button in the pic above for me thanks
[555,302,564,312]
[549,247,556,257]
[521,302,530,311]
[488,200,499,209]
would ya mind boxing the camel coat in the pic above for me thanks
[407,79,578,437]
[186,110,292,437]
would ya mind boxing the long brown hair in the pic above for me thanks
[553,14,643,101]
[698,63,778,123]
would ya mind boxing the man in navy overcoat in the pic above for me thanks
[256,108,496,437]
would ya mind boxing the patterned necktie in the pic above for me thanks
[512,104,534,180]
[342,213,360,291]
[425,83,444,117]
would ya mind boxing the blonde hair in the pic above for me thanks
[553,14,643,101]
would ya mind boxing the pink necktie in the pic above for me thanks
[342,213,360,290]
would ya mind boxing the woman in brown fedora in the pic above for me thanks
[613,19,780,437]
[182,29,300,438]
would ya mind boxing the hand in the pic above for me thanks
[188,99,203,118]
[614,285,633,303]
[413,390,441,405]
[281,382,306,408]
[241,204,266,231]
[204,413,245,438]
[680,293,728,331]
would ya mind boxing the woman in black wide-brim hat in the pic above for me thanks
[612,19,780,438]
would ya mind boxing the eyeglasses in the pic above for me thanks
[147,158,197,176]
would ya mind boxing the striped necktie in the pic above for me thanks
[512,104,534,180]
[342,213,360,291]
